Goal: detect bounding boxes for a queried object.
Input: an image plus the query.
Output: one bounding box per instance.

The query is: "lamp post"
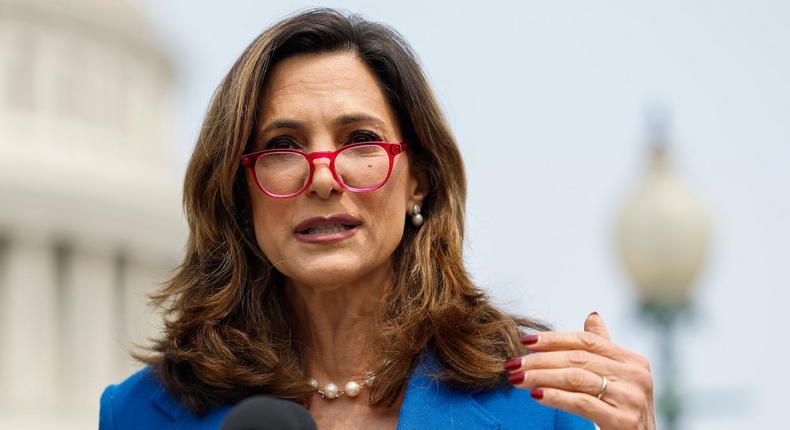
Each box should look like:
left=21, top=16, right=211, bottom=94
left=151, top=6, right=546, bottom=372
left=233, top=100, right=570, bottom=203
left=615, top=114, right=711, bottom=430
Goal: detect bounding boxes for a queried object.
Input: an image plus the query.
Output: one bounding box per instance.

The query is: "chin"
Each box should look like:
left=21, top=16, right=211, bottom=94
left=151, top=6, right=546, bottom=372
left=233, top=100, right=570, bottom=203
left=280, top=254, right=376, bottom=289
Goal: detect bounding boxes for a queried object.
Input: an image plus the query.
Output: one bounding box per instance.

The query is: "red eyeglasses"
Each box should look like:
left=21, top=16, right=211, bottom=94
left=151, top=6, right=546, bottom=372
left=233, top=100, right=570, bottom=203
left=240, top=142, right=408, bottom=198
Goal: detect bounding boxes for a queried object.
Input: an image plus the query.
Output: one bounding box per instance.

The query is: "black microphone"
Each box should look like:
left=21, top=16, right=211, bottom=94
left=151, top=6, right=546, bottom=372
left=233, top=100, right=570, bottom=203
left=220, top=396, right=317, bottom=430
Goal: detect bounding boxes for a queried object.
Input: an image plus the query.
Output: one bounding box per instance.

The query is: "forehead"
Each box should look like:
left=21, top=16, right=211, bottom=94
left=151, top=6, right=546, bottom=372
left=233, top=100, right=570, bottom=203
left=259, top=52, right=398, bottom=128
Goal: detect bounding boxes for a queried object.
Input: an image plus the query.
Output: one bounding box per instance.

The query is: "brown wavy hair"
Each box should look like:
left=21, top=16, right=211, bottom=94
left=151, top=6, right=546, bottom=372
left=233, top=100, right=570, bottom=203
left=140, top=7, right=547, bottom=415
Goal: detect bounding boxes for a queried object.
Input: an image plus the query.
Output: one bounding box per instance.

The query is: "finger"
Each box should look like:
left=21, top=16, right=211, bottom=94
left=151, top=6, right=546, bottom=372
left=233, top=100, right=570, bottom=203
left=584, top=311, right=610, bottom=340
left=522, top=331, right=629, bottom=361
left=516, top=350, right=621, bottom=376
left=508, top=367, right=618, bottom=401
left=529, top=387, right=637, bottom=430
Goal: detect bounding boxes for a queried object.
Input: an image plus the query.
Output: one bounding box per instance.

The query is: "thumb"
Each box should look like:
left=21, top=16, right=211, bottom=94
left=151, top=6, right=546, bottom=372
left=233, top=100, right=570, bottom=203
left=584, top=311, right=610, bottom=340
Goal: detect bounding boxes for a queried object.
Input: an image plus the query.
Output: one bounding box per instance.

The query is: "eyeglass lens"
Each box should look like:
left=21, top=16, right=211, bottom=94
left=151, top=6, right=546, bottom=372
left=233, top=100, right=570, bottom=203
left=255, top=145, right=390, bottom=196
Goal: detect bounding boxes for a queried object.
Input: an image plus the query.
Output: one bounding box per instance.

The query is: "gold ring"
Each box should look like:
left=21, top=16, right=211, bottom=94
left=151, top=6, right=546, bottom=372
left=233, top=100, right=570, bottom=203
left=596, top=375, right=608, bottom=400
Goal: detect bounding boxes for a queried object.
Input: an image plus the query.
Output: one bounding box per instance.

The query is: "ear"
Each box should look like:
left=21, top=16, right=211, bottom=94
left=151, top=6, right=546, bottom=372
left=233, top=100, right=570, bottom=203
left=406, top=167, right=429, bottom=210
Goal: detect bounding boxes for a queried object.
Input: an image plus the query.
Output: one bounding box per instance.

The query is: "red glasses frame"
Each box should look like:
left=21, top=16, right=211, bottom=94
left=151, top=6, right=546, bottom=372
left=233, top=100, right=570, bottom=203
left=240, top=141, right=408, bottom=198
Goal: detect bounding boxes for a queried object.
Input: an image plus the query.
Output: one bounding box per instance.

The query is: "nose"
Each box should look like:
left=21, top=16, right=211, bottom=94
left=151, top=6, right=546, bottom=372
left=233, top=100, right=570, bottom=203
left=306, top=157, right=343, bottom=199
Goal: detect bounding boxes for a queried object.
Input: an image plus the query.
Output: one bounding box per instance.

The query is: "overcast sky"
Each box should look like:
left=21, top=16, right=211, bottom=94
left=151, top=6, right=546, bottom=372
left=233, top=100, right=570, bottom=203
left=139, top=1, right=790, bottom=428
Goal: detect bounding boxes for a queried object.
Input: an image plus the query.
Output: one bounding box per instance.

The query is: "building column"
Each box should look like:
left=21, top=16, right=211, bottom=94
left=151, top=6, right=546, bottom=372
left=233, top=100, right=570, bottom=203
left=0, top=236, right=59, bottom=406
left=60, top=245, right=121, bottom=410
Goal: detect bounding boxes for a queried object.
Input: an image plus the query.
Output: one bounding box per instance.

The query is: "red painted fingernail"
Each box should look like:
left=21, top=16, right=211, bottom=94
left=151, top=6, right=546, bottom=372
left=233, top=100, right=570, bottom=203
left=521, top=334, right=540, bottom=345
left=503, top=357, right=522, bottom=372
left=589, top=311, right=599, bottom=316
left=508, top=371, right=525, bottom=385
left=531, top=388, right=544, bottom=400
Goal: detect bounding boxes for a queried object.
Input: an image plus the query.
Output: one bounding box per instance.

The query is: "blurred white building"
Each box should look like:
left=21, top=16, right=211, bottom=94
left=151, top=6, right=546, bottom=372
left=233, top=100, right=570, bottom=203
left=0, top=0, right=184, bottom=428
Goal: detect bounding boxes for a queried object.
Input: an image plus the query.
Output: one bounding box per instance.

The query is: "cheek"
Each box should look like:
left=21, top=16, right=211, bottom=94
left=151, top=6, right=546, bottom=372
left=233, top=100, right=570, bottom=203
left=249, top=194, right=291, bottom=262
left=365, top=196, right=405, bottom=245
left=363, top=169, right=410, bottom=244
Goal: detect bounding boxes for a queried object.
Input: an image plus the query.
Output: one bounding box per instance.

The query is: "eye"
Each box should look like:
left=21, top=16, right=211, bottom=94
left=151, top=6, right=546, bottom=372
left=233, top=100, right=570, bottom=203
left=265, top=136, right=301, bottom=150
left=345, top=129, right=382, bottom=144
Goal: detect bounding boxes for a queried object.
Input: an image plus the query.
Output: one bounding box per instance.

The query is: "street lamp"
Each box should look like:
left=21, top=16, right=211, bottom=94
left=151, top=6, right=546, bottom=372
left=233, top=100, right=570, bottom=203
left=615, top=114, right=711, bottom=430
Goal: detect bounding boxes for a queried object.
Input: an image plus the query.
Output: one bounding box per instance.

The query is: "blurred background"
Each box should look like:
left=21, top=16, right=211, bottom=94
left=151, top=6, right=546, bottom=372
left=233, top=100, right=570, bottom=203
left=0, top=0, right=787, bottom=429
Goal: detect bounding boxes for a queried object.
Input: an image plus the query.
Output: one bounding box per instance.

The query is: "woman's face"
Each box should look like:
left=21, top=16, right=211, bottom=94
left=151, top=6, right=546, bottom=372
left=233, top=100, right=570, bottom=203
left=247, top=52, right=425, bottom=290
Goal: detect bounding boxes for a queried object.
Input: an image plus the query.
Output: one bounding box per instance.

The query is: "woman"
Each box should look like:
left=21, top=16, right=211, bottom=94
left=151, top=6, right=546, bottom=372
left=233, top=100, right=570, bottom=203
left=100, top=8, right=655, bottom=430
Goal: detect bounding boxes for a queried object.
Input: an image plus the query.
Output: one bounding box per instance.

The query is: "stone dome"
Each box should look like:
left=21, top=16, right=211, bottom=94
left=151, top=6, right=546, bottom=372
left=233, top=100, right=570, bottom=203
left=0, top=0, right=184, bottom=261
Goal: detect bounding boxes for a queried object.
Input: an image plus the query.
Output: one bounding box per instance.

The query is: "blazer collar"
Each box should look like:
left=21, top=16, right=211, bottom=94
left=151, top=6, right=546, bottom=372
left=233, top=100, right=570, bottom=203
left=150, top=381, right=232, bottom=429
left=396, top=350, right=501, bottom=430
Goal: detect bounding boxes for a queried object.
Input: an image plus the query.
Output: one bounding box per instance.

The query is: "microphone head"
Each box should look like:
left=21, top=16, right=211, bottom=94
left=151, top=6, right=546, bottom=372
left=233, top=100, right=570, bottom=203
left=220, top=395, right=317, bottom=430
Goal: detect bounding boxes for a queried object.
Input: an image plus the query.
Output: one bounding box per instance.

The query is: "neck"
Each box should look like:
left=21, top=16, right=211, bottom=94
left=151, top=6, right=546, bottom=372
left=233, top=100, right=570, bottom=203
left=286, top=265, right=391, bottom=383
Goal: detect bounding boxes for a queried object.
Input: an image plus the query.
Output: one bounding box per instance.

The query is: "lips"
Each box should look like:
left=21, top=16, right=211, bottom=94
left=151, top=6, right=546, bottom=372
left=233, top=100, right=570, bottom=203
left=294, top=214, right=362, bottom=235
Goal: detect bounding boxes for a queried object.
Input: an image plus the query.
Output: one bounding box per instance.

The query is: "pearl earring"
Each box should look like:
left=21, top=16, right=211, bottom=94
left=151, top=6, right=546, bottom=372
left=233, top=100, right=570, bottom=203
left=411, top=204, right=423, bottom=226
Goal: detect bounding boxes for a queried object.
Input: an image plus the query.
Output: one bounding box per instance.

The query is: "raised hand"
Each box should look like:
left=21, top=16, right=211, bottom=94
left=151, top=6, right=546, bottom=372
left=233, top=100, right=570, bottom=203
left=504, top=313, right=657, bottom=430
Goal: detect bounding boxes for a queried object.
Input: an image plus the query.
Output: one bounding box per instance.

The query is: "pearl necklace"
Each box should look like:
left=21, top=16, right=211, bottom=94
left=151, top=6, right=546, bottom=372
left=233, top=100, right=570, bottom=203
left=307, top=373, right=376, bottom=400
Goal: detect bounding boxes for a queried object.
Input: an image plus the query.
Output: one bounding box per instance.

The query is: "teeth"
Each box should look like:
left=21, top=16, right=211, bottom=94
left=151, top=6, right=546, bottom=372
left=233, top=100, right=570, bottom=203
left=305, top=224, right=351, bottom=235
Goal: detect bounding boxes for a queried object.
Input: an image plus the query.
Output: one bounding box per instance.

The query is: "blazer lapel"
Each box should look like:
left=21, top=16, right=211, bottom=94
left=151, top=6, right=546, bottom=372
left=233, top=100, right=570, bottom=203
left=150, top=383, right=185, bottom=423
left=397, top=351, right=501, bottom=430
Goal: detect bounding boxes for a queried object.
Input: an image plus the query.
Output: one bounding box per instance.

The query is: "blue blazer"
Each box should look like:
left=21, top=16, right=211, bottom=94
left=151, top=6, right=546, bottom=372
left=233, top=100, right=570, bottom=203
left=100, top=352, right=593, bottom=429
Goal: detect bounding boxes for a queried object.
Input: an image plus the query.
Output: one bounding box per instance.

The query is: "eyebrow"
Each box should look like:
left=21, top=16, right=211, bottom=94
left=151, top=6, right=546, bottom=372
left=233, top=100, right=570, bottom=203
left=260, top=119, right=303, bottom=134
left=335, top=113, right=386, bottom=128
left=259, top=113, right=386, bottom=134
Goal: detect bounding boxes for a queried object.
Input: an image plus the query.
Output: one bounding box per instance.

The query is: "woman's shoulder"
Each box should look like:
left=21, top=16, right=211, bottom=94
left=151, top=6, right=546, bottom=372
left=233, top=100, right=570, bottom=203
left=99, top=366, right=231, bottom=430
